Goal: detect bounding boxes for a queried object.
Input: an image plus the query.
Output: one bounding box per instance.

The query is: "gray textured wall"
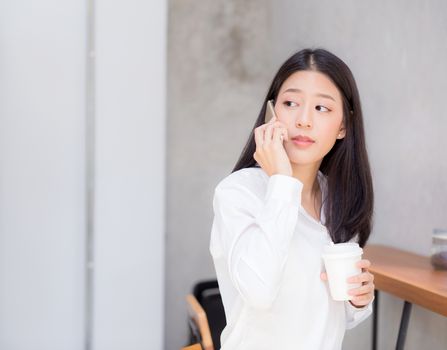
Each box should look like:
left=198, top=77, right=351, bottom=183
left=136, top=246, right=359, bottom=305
left=166, top=1, right=274, bottom=349
left=269, top=1, right=447, bottom=349
left=166, top=1, right=447, bottom=349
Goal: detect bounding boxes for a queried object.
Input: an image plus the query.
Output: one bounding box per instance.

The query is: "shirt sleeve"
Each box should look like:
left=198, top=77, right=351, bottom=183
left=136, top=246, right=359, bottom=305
left=211, top=174, right=302, bottom=310
left=344, top=297, right=374, bottom=329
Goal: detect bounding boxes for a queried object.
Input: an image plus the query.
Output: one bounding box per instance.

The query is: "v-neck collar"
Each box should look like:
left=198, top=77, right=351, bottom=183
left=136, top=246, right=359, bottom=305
left=256, top=166, right=328, bottom=227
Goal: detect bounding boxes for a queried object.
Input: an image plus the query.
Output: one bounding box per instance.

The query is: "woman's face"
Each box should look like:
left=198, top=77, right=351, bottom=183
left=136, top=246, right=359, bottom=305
left=274, top=70, right=346, bottom=167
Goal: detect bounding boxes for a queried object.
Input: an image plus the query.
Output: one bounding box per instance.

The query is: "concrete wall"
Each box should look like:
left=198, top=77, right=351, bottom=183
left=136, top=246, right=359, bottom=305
left=166, top=1, right=274, bottom=348
left=166, top=1, right=447, bottom=349
left=270, top=1, right=447, bottom=349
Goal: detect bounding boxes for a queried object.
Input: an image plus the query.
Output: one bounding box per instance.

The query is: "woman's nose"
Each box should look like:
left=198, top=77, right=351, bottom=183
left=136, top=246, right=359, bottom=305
left=295, top=107, right=313, bottom=129
left=296, top=120, right=312, bottom=128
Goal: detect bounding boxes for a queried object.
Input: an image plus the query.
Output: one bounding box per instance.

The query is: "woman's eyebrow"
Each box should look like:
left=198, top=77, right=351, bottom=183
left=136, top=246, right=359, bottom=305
left=282, top=88, right=336, bottom=102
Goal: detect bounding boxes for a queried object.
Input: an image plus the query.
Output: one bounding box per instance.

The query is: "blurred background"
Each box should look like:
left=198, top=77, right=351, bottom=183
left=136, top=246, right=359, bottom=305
left=1, top=0, right=446, bottom=349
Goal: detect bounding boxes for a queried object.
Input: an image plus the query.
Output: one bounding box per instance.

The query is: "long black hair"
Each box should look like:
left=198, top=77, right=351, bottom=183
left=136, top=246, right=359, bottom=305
left=232, top=48, right=373, bottom=247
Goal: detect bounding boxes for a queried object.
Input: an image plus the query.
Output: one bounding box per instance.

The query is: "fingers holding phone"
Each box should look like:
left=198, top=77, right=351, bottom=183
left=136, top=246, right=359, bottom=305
left=263, top=117, right=288, bottom=144
left=273, top=123, right=288, bottom=143
left=262, top=100, right=288, bottom=143
left=253, top=100, right=292, bottom=177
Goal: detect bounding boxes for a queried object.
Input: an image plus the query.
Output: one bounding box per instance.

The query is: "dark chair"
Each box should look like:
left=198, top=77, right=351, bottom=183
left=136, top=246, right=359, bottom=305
left=186, top=279, right=226, bottom=350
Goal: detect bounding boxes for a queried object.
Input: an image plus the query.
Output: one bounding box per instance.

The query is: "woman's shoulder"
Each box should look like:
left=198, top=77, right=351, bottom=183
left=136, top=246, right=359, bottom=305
left=214, top=166, right=268, bottom=196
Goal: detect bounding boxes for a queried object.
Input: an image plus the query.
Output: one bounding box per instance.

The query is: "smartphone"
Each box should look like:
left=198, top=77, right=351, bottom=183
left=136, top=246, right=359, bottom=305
left=264, top=99, right=277, bottom=124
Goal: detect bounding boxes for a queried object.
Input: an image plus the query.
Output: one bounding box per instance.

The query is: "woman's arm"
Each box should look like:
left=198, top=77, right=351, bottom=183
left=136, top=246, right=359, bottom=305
left=212, top=174, right=302, bottom=310
left=345, top=297, right=374, bottom=329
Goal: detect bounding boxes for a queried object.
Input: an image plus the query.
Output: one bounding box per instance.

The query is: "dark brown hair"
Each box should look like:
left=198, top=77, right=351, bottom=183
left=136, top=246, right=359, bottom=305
left=232, top=48, right=373, bottom=247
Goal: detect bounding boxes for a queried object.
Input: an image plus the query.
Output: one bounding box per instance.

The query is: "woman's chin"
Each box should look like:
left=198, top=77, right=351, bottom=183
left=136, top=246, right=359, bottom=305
left=289, top=159, right=321, bottom=167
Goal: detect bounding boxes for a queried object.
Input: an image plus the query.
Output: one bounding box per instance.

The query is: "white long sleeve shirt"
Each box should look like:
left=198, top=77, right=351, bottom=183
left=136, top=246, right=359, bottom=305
left=209, top=166, right=373, bottom=350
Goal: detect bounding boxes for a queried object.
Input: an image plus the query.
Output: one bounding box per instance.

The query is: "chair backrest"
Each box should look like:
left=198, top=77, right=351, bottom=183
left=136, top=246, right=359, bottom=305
left=193, top=280, right=219, bottom=303
left=200, top=288, right=226, bottom=349
left=187, top=316, right=201, bottom=345
left=186, top=279, right=226, bottom=350
left=186, top=294, right=213, bottom=350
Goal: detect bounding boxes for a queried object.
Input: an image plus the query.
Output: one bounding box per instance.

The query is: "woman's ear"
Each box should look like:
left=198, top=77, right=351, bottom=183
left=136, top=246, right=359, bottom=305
left=337, top=126, right=346, bottom=139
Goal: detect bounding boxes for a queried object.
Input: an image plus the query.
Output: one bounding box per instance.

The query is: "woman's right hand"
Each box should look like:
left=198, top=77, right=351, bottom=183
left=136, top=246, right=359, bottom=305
left=253, top=115, right=293, bottom=177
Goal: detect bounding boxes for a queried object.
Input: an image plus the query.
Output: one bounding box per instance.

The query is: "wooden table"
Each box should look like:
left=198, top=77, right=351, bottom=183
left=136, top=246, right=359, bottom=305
left=363, top=244, right=447, bottom=350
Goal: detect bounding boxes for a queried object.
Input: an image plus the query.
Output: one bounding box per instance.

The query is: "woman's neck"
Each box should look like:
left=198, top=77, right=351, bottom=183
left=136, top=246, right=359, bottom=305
left=291, top=162, right=321, bottom=202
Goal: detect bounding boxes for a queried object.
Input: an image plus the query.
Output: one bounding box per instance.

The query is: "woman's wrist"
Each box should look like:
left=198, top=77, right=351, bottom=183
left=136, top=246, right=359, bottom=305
left=349, top=300, right=364, bottom=308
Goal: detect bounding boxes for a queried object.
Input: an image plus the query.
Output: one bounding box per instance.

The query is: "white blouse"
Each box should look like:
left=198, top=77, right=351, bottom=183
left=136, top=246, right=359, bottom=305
left=209, top=167, right=373, bottom=350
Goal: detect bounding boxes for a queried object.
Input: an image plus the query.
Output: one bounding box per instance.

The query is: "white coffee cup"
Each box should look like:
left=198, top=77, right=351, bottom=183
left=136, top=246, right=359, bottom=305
left=322, top=242, right=363, bottom=301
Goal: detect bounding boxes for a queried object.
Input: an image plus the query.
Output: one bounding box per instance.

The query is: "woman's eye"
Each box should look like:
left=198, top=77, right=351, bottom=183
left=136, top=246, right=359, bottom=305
left=316, top=105, right=330, bottom=112
left=284, top=101, right=298, bottom=107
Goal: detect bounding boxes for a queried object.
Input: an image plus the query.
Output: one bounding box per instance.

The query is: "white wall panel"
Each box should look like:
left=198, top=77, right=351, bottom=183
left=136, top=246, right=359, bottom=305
left=93, top=1, right=166, bottom=349
left=0, top=1, right=86, bottom=349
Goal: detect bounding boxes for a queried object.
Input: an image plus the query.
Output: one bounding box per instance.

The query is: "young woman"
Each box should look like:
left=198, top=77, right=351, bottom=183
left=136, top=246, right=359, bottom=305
left=209, top=48, right=375, bottom=349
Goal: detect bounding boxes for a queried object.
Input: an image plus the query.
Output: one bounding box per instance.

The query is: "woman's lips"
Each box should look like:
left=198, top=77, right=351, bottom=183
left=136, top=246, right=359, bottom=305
left=291, top=135, right=315, bottom=147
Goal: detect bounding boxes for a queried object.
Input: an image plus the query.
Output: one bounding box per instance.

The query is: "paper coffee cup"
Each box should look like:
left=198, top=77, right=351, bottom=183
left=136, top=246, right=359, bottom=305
left=322, top=242, right=363, bottom=301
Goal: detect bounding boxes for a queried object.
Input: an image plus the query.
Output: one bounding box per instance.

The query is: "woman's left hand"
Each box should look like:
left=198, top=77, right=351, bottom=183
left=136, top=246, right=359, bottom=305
left=320, top=259, right=375, bottom=308
left=346, top=259, right=375, bottom=307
